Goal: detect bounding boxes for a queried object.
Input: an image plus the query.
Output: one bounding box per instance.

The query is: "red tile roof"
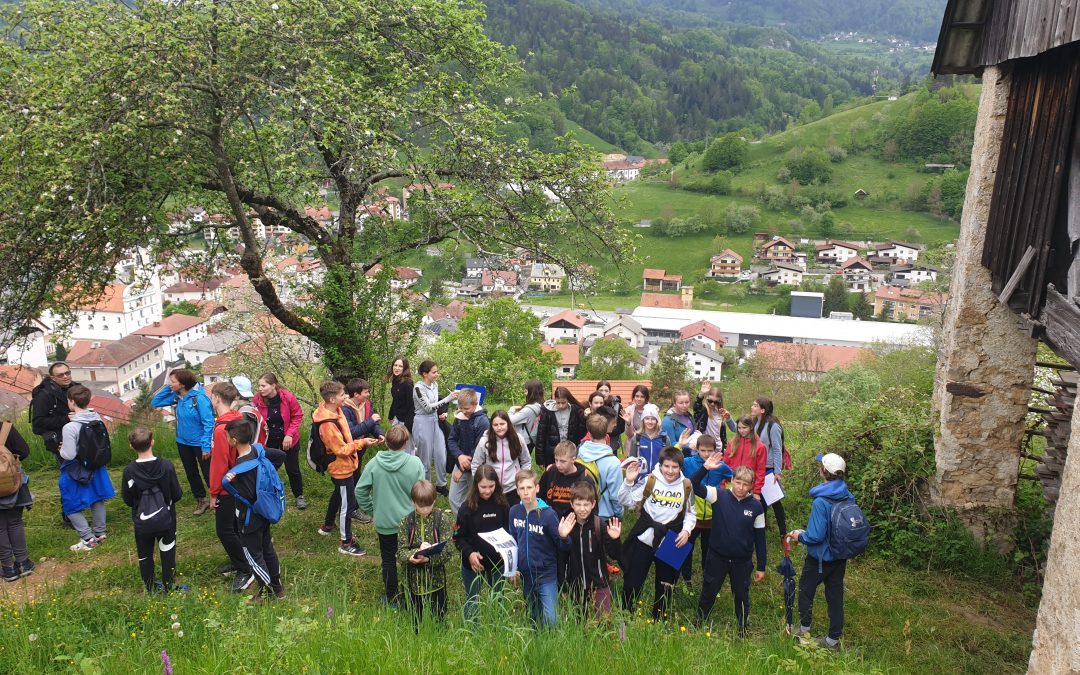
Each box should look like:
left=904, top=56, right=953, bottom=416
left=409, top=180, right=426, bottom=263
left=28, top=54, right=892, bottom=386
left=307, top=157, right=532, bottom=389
left=757, top=342, right=871, bottom=374
left=133, top=314, right=206, bottom=337
left=837, top=257, right=873, bottom=272
left=544, top=309, right=586, bottom=329
left=760, top=237, right=796, bottom=251
left=642, top=268, right=683, bottom=283
left=544, top=343, right=581, bottom=367
left=680, top=320, right=724, bottom=345
left=68, top=335, right=163, bottom=368
left=815, top=240, right=862, bottom=252
left=164, top=279, right=222, bottom=294
left=75, top=284, right=127, bottom=313
left=552, top=379, right=652, bottom=402
left=200, top=354, right=230, bottom=376
left=481, top=270, right=518, bottom=287
left=873, top=285, right=949, bottom=305
left=640, top=293, right=683, bottom=309
left=0, top=365, right=43, bottom=398
left=89, top=394, right=136, bottom=429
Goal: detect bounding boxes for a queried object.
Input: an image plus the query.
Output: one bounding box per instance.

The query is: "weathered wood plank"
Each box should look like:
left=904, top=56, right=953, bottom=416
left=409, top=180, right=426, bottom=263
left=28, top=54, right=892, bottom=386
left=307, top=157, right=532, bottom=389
left=1042, top=285, right=1080, bottom=368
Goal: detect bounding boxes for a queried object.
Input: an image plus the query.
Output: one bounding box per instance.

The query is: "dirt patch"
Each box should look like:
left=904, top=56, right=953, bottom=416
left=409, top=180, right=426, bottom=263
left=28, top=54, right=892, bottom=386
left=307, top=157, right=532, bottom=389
left=0, top=558, right=83, bottom=604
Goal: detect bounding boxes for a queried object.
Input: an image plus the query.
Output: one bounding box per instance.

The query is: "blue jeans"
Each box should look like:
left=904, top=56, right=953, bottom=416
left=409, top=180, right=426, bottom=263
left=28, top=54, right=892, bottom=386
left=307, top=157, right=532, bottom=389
left=461, top=564, right=502, bottom=621
left=522, top=575, right=558, bottom=626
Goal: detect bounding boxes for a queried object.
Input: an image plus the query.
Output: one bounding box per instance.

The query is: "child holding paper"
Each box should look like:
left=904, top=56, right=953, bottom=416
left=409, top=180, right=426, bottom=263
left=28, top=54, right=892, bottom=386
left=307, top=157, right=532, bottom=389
left=398, top=480, right=451, bottom=625
left=618, top=446, right=695, bottom=619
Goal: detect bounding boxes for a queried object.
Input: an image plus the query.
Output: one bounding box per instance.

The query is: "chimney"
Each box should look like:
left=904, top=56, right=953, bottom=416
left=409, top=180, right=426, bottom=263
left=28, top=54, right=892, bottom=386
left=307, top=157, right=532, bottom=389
left=153, top=321, right=161, bottom=327
left=681, top=286, right=694, bottom=309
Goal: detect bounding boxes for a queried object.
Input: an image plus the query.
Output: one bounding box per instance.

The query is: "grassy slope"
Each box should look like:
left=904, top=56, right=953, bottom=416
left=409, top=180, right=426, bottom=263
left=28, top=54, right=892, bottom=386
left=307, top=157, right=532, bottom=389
left=0, top=418, right=1035, bottom=674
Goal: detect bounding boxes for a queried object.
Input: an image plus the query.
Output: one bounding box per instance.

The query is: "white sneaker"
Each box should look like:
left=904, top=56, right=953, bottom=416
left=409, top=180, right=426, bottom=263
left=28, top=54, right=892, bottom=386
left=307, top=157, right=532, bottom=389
left=70, top=538, right=97, bottom=552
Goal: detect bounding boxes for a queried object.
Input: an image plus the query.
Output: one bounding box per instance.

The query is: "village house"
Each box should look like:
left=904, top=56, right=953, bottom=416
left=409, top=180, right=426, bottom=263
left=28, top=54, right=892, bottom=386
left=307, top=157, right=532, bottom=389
left=872, top=240, right=922, bottom=264
left=642, top=268, right=683, bottom=292
left=527, top=263, right=565, bottom=292
left=162, top=279, right=223, bottom=305
left=755, top=342, right=871, bottom=382
left=888, top=264, right=939, bottom=286
left=542, top=309, right=587, bottom=344
left=464, top=257, right=495, bottom=279
left=836, top=257, right=877, bottom=293
left=544, top=343, right=581, bottom=379
left=761, top=262, right=804, bottom=287
left=815, top=240, right=862, bottom=265
left=602, top=156, right=645, bottom=182
left=601, top=314, right=647, bottom=349
left=66, top=335, right=166, bottom=400
left=873, top=285, right=949, bottom=321
left=757, top=236, right=798, bottom=263
left=199, top=354, right=231, bottom=385
left=2, top=321, right=51, bottom=368
left=132, top=314, right=209, bottom=363
left=709, top=249, right=744, bottom=279
left=681, top=340, right=725, bottom=380
left=480, top=270, right=519, bottom=295
left=44, top=282, right=163, bottom=344
left=179, top=330, right=249, bottom=366
left=680, top=320, right=725, bottom=351
left=0, top=364, right=43, bottom=401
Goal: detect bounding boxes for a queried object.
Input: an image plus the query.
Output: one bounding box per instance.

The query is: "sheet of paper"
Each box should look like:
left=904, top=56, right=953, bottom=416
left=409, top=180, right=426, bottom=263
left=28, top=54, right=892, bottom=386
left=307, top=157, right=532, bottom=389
left=762, top=473, right=785, bottom=506
left=478, top=528, right=518, bottom=577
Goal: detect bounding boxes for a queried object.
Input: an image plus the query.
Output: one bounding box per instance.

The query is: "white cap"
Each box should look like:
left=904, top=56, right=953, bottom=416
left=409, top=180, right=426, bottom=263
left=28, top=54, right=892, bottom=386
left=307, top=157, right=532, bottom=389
left=816, top=453, right=846, bottom=474
left=231, top=375, right=254, bottom=399
left=640, top=403, right=661, bottom=423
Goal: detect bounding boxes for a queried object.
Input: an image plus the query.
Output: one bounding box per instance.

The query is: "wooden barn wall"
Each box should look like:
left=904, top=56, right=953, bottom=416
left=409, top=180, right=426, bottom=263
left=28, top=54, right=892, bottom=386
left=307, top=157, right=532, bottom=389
left=935, top=0, right=1080, bottom=74
left=983, top=43, right=1080, bottom=316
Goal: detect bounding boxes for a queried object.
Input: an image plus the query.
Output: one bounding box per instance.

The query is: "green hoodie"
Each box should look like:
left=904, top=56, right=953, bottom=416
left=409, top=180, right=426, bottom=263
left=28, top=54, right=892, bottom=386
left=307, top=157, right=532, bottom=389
left=355, top=449, right=426, bottom=535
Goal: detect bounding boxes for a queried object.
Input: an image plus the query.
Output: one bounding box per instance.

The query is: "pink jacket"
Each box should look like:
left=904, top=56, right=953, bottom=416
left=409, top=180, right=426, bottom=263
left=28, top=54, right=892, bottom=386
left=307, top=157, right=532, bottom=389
left=253, top=386, right=303, bottom=441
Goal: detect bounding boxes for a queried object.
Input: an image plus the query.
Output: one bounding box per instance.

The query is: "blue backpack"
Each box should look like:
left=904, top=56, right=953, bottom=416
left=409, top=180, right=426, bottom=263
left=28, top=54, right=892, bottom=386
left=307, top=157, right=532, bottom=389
left=222, top=445, right=285, bottom=527
left=827, top=498, right=870, bottom=560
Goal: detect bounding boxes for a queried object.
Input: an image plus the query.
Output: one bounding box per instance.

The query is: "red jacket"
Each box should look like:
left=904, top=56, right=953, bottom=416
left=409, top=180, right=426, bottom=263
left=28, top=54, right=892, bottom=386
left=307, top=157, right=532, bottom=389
left=723, top=435, right=767, bottom=496
left=209, top=410, right=244, bottom=497
left=253, top=386, right=303, bottom=442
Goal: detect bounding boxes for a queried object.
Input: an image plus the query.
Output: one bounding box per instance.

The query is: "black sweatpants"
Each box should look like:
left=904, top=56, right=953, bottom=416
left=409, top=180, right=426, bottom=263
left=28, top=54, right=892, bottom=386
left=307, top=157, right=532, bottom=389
left=241, top=524, right=280, bottom=590
left=215, top=495, right=250, bottom=574
left=621, top=538, right=679, bottom=619
left=378, top=532, right=400, bottom=602
left=408, top=588, right=448, bottom=627
left=697, top=554, right=753, bottom=627
left=177, top=443, right=210, bottom=499
left=323, top=476, right=356, bottom=544
left=0, top=508, right=28, bottom=569
left=798, top=557, right=847, bottom=640
left=135, top=526, right=177, bottom=591
left=282, top=448, right=304, bottom=498
left=681, top=527, right=712, bottom=582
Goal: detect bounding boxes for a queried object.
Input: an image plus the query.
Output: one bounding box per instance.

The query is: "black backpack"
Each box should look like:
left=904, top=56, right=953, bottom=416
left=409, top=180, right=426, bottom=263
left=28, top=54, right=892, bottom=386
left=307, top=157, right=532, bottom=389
left=133, top=485, right=173, bottom=535
left=76, top=420, right=112, bottom=471
left=306, top=419, right=336, bottom=473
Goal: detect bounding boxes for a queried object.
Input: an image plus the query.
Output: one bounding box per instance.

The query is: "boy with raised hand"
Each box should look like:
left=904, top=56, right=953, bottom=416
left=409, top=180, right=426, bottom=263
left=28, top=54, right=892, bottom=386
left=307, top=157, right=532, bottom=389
left=558, top=480, right=621, bottom=616
left=356, top=425, right=425, bottom=607
left=120, top=427, right=185, bottom=594
left=576, top=414, right=623, bottom=568
left=509, top=469, right=569, bottom=627
left=680, top=434, right=734, bottom=588
left=223, top=419, right=287, bottom=603
left=692, top=460, right=766, bottom=633
left=445, top=388, right=489, bottom=516
left=207, top=381, right=254, bottom=592
left=539, top=440, right=592, bottom=586
left=618, top=446, right=696, bottom=619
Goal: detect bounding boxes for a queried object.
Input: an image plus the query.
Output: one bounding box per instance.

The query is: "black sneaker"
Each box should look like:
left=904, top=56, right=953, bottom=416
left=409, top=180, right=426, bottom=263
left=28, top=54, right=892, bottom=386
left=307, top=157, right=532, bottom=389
left=17, top=559, right=34, bottom=577
left=351, top=509, right=373, bottom=524
left=2, top=566, right=18, bottom=582
left=436, top=485, right=449, bottom=497
left=231, top=571, right=255, bottom=593
left=217, top=562, right=237, bottom=577
left=338, top=541, right=366, bottom=556
left=271, top=581, right=286, bottom=599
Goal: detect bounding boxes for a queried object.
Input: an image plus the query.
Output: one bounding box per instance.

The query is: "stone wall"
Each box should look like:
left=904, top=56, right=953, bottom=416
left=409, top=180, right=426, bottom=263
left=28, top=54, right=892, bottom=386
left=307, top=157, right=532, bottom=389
left=930, top=64, right=1039, bottom=549
left=1027, top=399, right=1080, bottom=673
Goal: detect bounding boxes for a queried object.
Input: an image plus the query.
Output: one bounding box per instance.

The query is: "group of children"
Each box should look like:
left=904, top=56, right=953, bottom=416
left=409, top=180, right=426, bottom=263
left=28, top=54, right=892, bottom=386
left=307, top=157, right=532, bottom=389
left=4, top=364, right=856, bottom=648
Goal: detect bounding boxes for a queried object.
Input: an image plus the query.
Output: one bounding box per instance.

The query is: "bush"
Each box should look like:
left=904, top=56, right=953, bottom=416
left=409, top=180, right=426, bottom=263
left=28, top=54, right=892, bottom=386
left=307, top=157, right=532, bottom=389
left=784, top=147, right=833, bottom=185
left=702, top=133, right=747, bottom=172
left=824, top=144, right=847, bottom=162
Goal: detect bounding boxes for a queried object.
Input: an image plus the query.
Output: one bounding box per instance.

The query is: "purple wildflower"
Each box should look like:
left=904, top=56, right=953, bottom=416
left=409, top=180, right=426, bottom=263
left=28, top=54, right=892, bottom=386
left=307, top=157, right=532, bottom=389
left=327, top=606, right=334, bottom=621
left=161, top=649, right=173, bottom=675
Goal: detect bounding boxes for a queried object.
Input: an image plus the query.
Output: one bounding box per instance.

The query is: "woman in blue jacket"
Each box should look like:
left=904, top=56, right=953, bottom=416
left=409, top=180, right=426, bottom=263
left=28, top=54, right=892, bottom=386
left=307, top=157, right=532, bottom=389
left=151, top=368, right=215, bottom=515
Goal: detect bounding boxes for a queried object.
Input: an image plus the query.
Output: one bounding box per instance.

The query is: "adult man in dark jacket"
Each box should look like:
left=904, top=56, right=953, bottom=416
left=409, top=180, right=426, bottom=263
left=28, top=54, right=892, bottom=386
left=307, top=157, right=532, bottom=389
left=30, top=361, right=78, bottom=459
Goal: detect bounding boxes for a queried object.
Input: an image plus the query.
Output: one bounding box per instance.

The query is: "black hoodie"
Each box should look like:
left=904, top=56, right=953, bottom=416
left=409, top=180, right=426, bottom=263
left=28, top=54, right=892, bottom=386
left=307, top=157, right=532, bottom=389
left=566, top=514, right=617, bottom=593
left=121, top=457, right=183, bottom=527
left=453, top=496, right=509, bottom=575
left=538, top=464, right=593, bottom=519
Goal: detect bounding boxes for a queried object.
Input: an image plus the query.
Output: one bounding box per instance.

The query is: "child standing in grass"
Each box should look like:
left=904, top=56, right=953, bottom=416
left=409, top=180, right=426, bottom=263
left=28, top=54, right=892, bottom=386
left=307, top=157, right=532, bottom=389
left=538, top=440, right=591, bottom=586
left=60, top=385, right=115, bottom=552
left=559, top=480, right=621, bottom=616
left=453, top=464, right=509, bottom=621
left=509, top=469, right=568, bottom=626
left=680, top=435, right=733, bottom=588
left=356, top=425, right=425, bottom=606
left=0, top=422, right=34, bottom=581
left=398, top=480, right=451, bottom=625
left=120, top=427, right=185, bottom=593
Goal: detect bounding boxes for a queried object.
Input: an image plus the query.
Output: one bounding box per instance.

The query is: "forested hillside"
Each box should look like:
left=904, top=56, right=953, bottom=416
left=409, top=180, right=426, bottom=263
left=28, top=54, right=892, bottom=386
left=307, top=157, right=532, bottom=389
left=581, top=0, right=949, bottom=42
left=483, top=0, right=925, bottom=152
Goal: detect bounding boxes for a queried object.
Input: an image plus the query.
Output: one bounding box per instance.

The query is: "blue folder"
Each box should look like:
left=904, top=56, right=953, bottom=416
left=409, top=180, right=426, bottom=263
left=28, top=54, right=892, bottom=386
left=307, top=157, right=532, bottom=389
left=454, top=383, right=487, bottom=405
left=654, top=529, right=693, bottom=569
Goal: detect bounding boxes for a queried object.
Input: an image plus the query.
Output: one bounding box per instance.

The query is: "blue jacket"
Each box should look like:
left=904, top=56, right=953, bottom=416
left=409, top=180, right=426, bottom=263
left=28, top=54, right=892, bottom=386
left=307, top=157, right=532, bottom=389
left=800, top=479, right=855, bottom=562
left=661, top=412, right=694, bottom=447
left=634, top=432, right=669, bottom=476
left=446, top=408, right=491, bottom=473
left=342, top=403, right=385, bottom=441
left=683, top=455, right=733, bottom=487
left=577, top=440, right=623, bottom=518
left=509, top=499, right=567, bottom=584
left=151, top=384, right=215, bottom=452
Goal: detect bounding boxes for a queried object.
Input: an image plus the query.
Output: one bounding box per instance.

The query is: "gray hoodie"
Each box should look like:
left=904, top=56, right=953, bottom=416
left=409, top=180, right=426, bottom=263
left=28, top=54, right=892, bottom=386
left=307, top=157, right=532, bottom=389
left=60, top=410, right=103, bottom=461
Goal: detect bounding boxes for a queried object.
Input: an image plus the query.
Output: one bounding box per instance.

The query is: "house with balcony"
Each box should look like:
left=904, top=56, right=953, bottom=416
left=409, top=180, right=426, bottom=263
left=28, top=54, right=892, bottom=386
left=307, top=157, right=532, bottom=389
left=873, top=285, right=949, bottom=321
left=758, top=237, right=798, bottom=263
left=709, top=249, right=744, bottom=279
left=815, top=240, right=862, bottom=265
left=642, top=268, right=683, bottom=292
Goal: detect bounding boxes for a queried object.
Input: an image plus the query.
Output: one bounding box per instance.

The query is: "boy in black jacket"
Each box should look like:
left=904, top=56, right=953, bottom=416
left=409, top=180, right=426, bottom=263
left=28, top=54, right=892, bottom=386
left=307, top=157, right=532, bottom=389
left=538, top=440, right=593, bottom=586
left=223, top=419, right=286, bottom=602
left=120, top=427, right=185, bottom=593
left=692, top=460, right=767, bottom=631
left=559, top=480, right=621, bottom=616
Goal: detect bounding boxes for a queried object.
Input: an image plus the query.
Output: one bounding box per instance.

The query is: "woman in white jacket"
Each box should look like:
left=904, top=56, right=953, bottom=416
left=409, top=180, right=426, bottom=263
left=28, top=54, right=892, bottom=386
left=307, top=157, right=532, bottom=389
left=412, top=360, right=459, bottom=493
left=471, top=411, right=531, bottom=506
